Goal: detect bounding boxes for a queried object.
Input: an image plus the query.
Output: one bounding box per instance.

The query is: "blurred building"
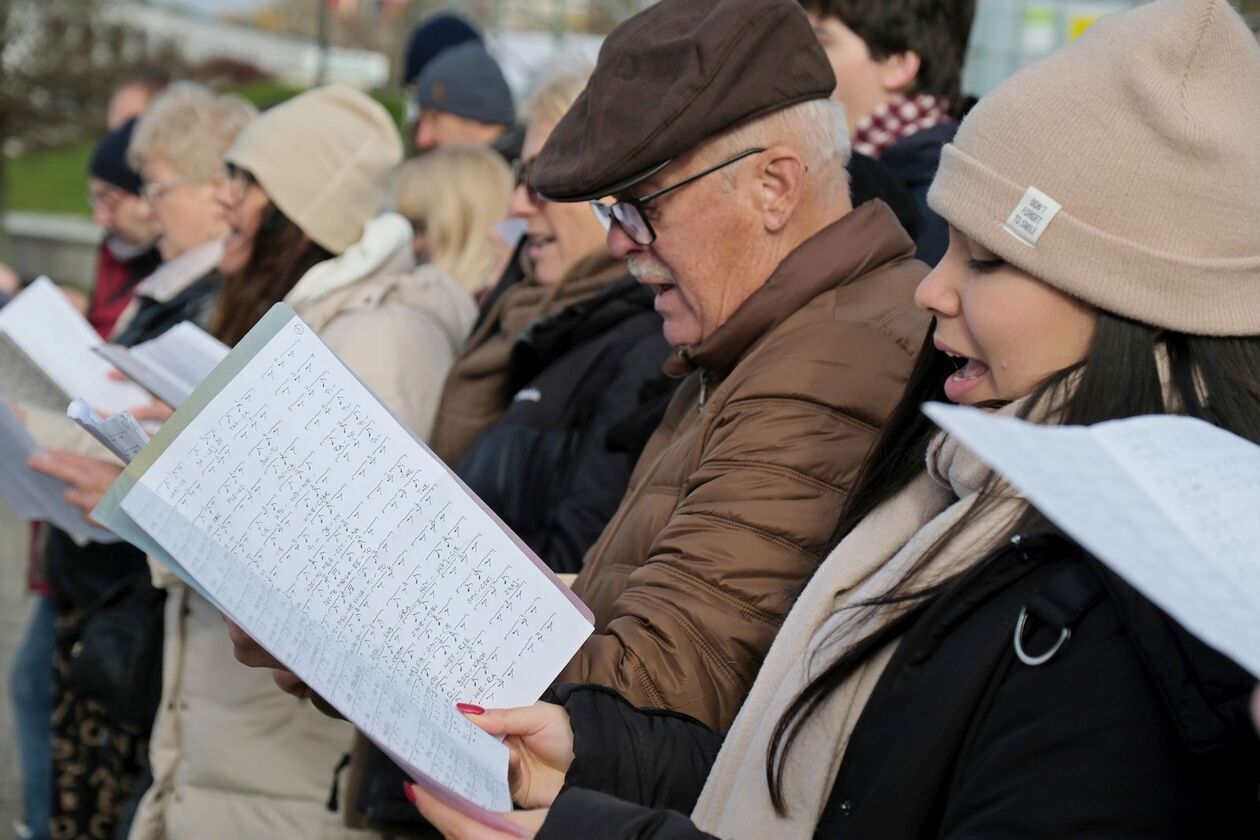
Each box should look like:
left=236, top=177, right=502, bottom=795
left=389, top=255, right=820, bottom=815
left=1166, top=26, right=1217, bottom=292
left=965, top=0, right=1259, bottom=97
left=104, top=2, right=390, bottom=88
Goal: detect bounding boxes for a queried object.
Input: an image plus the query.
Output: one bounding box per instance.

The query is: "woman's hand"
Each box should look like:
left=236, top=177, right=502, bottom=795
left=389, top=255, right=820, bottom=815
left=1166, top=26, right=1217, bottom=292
left=27, top=450, right=124, bottom=520
left=458, top=701, right=574, bottom=809
left=404, top=781, right=547, bottom=839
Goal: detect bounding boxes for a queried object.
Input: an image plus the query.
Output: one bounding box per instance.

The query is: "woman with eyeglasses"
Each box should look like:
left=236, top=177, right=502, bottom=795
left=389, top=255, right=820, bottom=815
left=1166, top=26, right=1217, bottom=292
left=138, top=84, right=477, bottom=840
left=34, top=84, right=477, bottom=840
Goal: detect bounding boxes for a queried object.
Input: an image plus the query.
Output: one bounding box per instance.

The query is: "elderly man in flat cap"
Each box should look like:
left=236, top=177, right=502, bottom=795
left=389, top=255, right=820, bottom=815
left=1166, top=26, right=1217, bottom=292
left=229, top=0, right=926, bottom=770
left=526, top=0, right=930, bottom=729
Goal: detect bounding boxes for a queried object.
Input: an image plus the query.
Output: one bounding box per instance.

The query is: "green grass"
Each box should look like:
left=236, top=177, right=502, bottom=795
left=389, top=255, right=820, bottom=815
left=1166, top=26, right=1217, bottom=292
left=7, top=144, right=94, bottom=216
left=4, top=84, right=408, bottom=218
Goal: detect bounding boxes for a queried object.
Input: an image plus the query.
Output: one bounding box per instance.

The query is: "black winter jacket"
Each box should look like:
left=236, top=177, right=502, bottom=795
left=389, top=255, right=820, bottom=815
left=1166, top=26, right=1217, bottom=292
left=455, top=275, right=673, bottom=573
left=880, top=122, right=957, bottom=266
left=539, top=533, right=1260, bottom=838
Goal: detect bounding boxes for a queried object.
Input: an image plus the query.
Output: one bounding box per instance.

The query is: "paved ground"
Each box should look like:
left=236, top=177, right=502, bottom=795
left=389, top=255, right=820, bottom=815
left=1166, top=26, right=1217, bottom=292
left=0, top=504, right=34, bottom=836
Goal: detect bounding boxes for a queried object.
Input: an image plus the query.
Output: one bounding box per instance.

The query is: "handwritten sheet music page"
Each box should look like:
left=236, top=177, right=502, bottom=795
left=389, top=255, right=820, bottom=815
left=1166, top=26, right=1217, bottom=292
left=0, top=277, right=150, bottom=414
left=94, top=321, right=229, bottom=409
left=108, top=305, right=594, bottom=815
left=925, top=403, right=1260, bottom=679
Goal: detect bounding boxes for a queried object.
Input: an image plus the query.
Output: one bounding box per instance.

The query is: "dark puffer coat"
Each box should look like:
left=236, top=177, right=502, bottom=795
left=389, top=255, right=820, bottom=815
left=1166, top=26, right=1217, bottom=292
left=539, top=533, right=1260, bottom=838
left=456, top=275, right=673, bottom=573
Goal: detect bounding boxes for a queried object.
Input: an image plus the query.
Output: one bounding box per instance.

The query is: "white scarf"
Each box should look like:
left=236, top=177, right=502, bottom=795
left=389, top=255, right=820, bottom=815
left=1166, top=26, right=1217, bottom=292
left=691, top=399, right=1041, bottom=838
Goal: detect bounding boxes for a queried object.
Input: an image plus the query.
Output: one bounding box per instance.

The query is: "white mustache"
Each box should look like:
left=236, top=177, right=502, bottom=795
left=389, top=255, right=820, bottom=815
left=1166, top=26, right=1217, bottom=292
left=628, top=257, right=676, bottom=284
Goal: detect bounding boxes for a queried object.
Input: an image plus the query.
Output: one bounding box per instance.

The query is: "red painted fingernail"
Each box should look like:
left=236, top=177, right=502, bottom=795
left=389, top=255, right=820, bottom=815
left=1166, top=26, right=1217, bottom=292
left=456, top=702, right=485, bottom=715
left=402, top=781, right=417, bottom=804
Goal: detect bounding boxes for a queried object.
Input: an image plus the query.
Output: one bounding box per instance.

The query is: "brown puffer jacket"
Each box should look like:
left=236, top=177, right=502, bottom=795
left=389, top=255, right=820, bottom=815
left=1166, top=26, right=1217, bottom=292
left=427, top=252, right=627, bottom=465
left=559, top=201, right=930, bottom=730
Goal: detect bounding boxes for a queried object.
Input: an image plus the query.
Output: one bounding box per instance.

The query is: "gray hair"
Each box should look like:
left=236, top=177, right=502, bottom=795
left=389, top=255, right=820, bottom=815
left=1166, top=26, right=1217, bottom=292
left=128, top=82, right=258, bottom=181
left=704, top=98, right=851, bottom=206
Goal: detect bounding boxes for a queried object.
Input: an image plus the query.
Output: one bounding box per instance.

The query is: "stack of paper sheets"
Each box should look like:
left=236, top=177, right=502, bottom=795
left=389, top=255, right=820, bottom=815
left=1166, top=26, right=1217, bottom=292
left=95, top=304, right=595, bottom=820
left=94, top=321, right=229, bottom=409
left=0, top=277, right=150, bottom=413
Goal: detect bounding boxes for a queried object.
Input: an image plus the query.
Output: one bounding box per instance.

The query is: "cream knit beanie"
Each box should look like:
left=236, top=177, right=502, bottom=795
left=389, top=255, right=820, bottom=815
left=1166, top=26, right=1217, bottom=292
left=226, top=85, right=403, bottom=255
left=928, top=0, right=1260, bottom=336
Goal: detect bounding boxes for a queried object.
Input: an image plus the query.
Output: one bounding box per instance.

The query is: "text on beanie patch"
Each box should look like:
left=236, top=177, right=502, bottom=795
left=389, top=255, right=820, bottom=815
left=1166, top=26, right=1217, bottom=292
left=1004, top=186, right=1062, bottom=247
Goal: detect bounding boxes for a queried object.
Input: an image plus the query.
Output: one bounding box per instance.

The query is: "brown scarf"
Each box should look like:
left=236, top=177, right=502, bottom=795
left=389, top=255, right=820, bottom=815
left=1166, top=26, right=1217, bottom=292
left=427, top=252, right=625, bottom=465
left=690, top=394, right=1052, bottom=838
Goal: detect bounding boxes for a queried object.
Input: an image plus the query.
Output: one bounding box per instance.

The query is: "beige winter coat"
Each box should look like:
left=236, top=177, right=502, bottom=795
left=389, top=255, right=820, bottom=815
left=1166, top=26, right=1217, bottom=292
left=129, top=214, right=476, bottom=839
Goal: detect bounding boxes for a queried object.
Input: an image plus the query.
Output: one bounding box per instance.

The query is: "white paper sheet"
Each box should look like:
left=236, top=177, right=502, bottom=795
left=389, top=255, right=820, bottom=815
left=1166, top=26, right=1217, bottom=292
left=0, top=277, right=150, bottom=415
left=0, top=402, right=118, bottom=542
left=67, top=399, right=150, bottom=464
left=924, top=403, right=1260, bottom=679
left=0, top=332, right=69, bottom=411
left=94, top=322, right=229, bottom=409
left=117, top=312, right=594, bottom=812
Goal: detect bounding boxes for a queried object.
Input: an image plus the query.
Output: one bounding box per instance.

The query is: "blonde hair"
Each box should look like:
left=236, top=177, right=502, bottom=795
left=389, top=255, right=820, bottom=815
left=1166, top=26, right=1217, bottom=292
left=520, top=59, right=595, bottom=131
left=393, top=144, right=513, bottom=295
left=128, top=82, right=258, bottom=180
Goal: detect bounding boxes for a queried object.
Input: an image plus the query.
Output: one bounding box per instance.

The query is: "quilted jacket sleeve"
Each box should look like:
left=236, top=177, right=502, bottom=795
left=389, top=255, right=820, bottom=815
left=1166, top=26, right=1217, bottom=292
left=559, top=317, right=919, bottom=729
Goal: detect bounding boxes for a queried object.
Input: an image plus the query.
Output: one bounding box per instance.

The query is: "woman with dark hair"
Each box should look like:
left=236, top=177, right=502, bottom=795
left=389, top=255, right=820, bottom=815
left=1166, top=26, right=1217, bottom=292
left=404, top=1, right=1260, bottom=837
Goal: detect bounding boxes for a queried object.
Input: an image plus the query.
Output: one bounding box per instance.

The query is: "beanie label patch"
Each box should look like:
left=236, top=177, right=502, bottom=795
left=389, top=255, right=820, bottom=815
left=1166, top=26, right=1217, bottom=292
left=1004, top=186, right=1062, bottom=247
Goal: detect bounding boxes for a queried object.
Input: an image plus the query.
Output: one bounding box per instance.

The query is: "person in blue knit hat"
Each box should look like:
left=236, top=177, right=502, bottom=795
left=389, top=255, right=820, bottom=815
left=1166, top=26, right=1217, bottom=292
left=414, top=41, right=522, bottom=161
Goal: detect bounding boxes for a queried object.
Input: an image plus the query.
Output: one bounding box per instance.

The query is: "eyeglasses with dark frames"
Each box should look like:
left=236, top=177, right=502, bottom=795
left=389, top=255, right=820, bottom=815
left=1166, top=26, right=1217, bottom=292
left=221, top=162, right=257, bottom=207
left=512, top=156, right=543, bottom=205
left=589, top=147, right=766, bottom=246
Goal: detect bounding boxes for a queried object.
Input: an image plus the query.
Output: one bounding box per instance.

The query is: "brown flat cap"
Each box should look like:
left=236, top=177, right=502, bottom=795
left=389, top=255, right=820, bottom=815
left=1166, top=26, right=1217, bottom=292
left=531, top=0, right=836, bottom=202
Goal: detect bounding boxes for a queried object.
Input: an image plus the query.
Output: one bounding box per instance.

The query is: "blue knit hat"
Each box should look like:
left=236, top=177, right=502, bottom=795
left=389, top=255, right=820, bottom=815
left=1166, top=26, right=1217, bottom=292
left=415, top=42, right=515, bottom=127
left=403, top=13, right=482, bottom=86
left=89, top=118, right=143, bottom=195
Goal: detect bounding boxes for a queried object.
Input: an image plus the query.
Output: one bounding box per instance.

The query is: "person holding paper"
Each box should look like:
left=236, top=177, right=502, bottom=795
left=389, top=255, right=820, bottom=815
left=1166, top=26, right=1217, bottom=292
left=129, top=84, right=473, bottom=840
left=407, top=1, right=1260, bottom=837
left=10, top=91, right=254, bottom=840
left=111, top=83, right=258, bottom=345
left=238, top=0, right=932, bottom=753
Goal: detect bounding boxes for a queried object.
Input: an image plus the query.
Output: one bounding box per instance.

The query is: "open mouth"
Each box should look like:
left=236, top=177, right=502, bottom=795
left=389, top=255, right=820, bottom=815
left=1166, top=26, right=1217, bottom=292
left=936, top=339, right=990, bottom=403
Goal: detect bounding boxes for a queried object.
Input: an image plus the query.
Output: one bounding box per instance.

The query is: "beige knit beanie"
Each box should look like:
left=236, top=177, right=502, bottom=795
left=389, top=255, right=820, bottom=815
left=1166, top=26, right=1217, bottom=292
left=226, top=84, right=403, bottom=255
left=928, top=0, right=1260, bottom=336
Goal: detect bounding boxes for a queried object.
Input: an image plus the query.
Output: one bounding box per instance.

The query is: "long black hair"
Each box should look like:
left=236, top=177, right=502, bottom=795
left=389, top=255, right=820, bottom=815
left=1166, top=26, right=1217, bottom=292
left=766, top=311, right=1260, bottom=813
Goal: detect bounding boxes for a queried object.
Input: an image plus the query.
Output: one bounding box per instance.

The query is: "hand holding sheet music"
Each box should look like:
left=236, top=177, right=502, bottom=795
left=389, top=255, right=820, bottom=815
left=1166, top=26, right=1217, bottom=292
left=95, top=305, right=594, bottom=818
left=925, top=404, right=1260, bottom=680
left=0, top=401, right=117, bottom=542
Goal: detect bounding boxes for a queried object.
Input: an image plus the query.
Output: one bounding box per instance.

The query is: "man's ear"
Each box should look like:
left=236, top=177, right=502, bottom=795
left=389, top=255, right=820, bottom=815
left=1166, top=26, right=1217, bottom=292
left=755, top=145, right=807, bottom=233
left=879, top=51, right=922, bottom=95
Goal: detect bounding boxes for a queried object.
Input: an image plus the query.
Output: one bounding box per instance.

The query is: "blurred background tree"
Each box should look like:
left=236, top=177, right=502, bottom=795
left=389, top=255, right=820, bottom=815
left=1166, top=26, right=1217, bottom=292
left=0, top=0, right=186, bottom=216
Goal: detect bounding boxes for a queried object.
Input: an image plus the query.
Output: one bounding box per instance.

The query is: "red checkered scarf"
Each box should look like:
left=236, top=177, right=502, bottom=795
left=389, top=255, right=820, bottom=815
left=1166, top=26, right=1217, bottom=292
left=853, top=93, right=950, bottom=159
